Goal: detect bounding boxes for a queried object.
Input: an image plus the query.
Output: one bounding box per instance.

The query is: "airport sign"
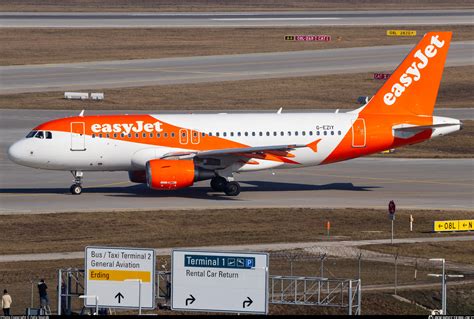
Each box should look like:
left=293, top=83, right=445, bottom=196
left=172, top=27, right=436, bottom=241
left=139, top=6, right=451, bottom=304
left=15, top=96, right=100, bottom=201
left=285, top=34, right=331, bottom=41
left=386, top=30, right=417, bottom=36
left=434, top=220, right=474, bottom=232
left=85, top=246, right=156, bottom=309
left=171, top=250, right=269, bottom=314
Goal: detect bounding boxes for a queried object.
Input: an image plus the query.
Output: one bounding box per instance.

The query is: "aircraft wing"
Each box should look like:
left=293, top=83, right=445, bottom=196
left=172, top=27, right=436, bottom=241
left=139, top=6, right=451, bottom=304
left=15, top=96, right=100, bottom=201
left=161, top=139, right=321, bottom=159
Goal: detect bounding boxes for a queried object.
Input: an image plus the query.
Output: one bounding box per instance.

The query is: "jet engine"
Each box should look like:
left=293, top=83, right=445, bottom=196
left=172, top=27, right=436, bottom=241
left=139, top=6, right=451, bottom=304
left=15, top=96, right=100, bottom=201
left=146, top=159, right=214, bottom=190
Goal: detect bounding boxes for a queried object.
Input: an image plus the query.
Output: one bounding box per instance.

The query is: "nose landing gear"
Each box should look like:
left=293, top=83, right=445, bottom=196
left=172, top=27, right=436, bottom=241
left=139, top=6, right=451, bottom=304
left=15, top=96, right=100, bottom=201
left=210, top=176, right=241, bottom=196
left=70, top=170, right=83, bottom=195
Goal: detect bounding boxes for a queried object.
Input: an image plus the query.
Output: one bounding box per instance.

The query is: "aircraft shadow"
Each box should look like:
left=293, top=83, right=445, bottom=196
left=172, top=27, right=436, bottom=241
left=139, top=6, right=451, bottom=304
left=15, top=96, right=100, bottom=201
left=0, top=181, right=379, bottom=200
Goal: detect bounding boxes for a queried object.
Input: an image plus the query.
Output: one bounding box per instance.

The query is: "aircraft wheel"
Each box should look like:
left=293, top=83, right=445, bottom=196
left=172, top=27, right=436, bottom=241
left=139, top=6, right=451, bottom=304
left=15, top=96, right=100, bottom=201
left=70, top=184, right=82, bottom=195
left=210, top=176, right=227, bottom=192
left=224, top=181, right=241, bottom=196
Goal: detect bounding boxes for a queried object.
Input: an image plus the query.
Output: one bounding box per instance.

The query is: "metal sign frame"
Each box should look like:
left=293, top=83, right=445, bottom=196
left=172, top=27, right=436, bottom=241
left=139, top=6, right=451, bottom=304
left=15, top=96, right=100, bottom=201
left=84, top=246, right=156, bottom=310
left=171, top=249, right=269, bottom=315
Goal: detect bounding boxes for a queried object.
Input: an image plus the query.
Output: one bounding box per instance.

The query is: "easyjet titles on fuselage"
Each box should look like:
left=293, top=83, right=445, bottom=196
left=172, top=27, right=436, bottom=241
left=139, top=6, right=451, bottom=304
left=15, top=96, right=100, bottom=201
left=383, top=35, right=445, bottom=106
left=91, top=121, right=163, bottom=135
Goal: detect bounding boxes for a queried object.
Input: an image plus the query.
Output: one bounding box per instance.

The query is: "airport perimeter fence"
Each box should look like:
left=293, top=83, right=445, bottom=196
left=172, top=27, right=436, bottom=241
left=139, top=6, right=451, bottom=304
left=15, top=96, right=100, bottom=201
left=8, top=251, right=465, bottom=315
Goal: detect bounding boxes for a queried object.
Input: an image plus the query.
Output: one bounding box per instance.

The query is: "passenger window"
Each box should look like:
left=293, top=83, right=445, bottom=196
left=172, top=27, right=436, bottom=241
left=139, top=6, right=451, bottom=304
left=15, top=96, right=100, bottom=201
left=244, top=132, right=248, bottom=136
left=209, top=133, right=213, bottom=136
left=238, top=132, right=241, bottom=137
left=114, top=133, right=117, bottom=138
left=309, top=131, right=313, bottom=136
left=26, top=131, right=37, bottom=138
left=150, top=133, right=153, bottom=138
left=288, top=131, right=291, bottom=136
left=143, top=133, right=147, bottom=138
left=338, top=131, right=342, bottom=135
left=331, top=131, right=334, bottom=135
left=121, top=133, right=125, bottom=138
left=317, top=131, right=320, bottom=136
left=99, top=134, right=103, bottom=138
left=223, top=132, right=227, bottom=137
left=230, top=132, right=234, bottom=137
left=171, top=133, right=175, bottom=138
left=295, top=131, right=298, bottom=136
left=252, top=132, right=256, bottom=136
left=273, top=132, right=277, bottom=136
left=216, top=132, right=220, bottom=137
left=92, top=134, right=96, bottom=138
left=302, top=131, right=306, bottom=136
left=266, top=132, right=270, bottom=136
left=157, top=133, right=161, bottom=138
left=106, top=133, right=110, bottom=138
left=280, top=132, right=284, bottom=136
left=202, top=132, right=206, bottom=137
left=324, top=131, right=327, bottom=136
left=164, top=133, right=168, bottom=138
left=135, top=133, right=139, bottom=138
left=259, top=132, right=263, bottom=136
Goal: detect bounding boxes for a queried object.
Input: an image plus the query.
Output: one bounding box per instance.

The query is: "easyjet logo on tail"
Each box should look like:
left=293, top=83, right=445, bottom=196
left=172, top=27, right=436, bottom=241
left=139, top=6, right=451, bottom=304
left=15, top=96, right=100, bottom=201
left=383, top=35, right=445, bottom=106
left=91, top=121, right=163, bottom=135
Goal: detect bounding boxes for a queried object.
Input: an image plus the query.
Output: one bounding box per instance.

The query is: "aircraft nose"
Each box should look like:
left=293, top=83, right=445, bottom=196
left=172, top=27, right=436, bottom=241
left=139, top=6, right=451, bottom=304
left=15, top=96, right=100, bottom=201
left=7, top=141, right=26, bottom=164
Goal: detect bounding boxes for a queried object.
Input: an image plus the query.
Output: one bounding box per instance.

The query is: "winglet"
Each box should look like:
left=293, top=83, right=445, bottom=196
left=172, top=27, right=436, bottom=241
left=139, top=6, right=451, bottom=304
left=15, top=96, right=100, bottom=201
left=277, top=107, right=283, bottom=114
left=79, top=109, right=85, bottom=117
left=306, top=139, right=321, bottom=152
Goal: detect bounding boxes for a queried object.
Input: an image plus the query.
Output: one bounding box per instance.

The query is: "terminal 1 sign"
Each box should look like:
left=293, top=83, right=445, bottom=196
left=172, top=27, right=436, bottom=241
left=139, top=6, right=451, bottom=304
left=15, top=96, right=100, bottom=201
left=171, top=250, right=269, bottom=314
left=84, top=246, right=156, bottom=309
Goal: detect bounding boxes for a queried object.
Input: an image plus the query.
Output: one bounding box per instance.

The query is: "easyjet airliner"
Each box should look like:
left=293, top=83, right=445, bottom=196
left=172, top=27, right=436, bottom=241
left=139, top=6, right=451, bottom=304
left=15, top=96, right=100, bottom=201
left=8, top=32, right=461, bottom=196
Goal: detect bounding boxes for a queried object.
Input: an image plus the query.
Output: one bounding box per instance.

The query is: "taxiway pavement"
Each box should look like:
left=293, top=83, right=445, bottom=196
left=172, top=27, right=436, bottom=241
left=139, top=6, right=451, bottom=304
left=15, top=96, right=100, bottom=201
left=1, top=10, right=472, bottom=28
left=1, top=41, right=473, bottom=94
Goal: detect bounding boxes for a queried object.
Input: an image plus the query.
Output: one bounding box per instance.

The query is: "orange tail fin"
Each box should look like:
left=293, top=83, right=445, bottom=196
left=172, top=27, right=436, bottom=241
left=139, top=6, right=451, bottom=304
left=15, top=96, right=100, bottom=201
left=360, top=32, right=452, bottom=116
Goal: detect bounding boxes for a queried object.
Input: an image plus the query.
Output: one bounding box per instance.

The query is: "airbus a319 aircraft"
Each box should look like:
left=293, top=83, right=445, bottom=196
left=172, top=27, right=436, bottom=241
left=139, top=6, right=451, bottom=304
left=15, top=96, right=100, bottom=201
left=8, top=32, right=461, bottom=196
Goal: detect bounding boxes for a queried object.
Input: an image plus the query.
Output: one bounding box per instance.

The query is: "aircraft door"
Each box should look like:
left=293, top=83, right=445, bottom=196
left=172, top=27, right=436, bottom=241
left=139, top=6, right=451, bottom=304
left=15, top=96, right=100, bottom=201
left=351, top=118, right=366, bottom=148
left=191, top=130, right=200, bottom=144
left=70, top=122, right=86, bottom=151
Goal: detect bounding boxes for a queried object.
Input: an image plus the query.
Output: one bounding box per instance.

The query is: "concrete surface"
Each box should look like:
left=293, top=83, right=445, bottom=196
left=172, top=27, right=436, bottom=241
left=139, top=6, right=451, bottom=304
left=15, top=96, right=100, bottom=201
left=1, top=10, right=473, bottom=28
left=0, top=235, right=472, bottom=262
left=1, top=41, right=472, bottom=94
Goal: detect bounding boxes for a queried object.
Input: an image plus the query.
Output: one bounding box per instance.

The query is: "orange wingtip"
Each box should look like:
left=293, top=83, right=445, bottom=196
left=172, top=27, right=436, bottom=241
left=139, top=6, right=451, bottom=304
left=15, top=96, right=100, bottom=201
left=307, top=139, right=322, bottom=152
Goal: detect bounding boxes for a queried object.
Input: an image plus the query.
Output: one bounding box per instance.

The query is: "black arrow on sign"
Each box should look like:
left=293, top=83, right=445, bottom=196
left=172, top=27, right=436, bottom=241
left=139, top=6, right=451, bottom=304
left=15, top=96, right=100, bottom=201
left=186, top=294, right=196, bottom=306
left=243, top=297, right=253, bottom=309
left=115, top=292, right=124, bottom=304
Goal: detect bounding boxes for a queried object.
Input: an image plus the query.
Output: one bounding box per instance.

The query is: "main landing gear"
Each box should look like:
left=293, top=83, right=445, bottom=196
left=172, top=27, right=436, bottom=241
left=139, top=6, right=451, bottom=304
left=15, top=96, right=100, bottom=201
left=210, top=176, right=241, bottom=196
left=70, top=170, right=83, bottom=195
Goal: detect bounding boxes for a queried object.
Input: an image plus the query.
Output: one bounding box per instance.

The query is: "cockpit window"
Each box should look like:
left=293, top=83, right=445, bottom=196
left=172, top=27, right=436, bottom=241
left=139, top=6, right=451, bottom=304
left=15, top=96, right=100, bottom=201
left=26, top=130, right=52, bottom=139
left=26, top=131, right=37, bottom=138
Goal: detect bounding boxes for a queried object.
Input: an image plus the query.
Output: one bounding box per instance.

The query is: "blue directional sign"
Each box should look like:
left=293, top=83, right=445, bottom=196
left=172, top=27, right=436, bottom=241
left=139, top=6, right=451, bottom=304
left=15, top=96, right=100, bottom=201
left=184, top=254, right=256, bottom=269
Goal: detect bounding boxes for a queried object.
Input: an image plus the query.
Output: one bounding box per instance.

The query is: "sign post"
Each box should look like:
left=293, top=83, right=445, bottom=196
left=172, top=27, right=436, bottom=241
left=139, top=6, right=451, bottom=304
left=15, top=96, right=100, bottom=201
left=172, top=250, right=269, bottom=314
left=84, top=246, right=156, bottom=310
left=388, top=200, right=396, bottom=244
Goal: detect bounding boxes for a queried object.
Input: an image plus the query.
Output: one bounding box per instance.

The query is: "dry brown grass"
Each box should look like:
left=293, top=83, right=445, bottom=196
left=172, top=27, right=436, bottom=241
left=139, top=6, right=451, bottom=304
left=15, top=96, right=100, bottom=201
left=1, top=0, right=472, bottom=12
left=1, top=25, right=472, bottom=65
left=0, top=208, right=472, bottom=255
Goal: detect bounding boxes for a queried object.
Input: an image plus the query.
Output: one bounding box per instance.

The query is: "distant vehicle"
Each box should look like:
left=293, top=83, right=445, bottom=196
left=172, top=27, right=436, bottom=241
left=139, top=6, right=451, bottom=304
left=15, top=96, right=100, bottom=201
left=8, top=32, right=461, bottom=196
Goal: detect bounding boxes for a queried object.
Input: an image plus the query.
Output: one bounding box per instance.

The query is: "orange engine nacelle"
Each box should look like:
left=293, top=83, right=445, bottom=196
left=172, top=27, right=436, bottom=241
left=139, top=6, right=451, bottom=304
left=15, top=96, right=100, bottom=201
left=146, top=159, right=214, bottom=190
